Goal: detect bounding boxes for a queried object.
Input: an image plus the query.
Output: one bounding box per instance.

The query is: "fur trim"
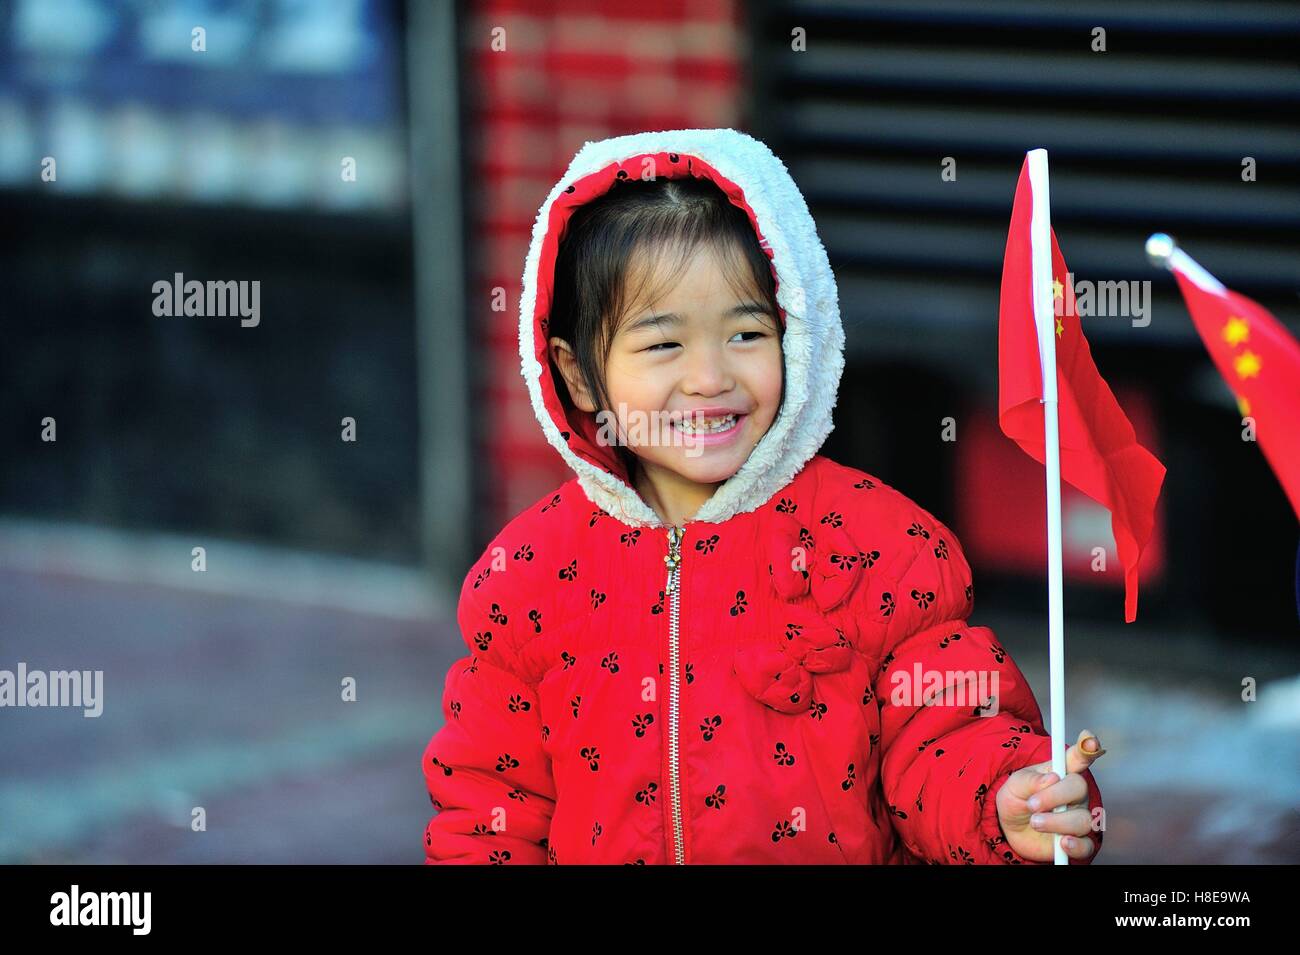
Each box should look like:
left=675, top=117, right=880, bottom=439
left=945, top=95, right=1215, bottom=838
left=518, top=128, right=844, bottom=527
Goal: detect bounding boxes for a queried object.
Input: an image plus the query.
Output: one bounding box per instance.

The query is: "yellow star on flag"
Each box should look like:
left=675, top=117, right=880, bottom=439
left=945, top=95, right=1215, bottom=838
left=1222, top=315, right=1250, bottom=347
left=1233, top=350, right=1261, bottom=380
left=1236, top=394, right=1251, bottom=417
left=1051, top=278, right=1064, bottom=300
left=1056, top=316, right=1064, bottom=337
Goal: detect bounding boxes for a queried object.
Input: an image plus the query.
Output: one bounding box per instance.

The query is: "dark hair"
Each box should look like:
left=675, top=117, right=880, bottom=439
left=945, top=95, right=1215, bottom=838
left=547, top=174, right=785, bottom=482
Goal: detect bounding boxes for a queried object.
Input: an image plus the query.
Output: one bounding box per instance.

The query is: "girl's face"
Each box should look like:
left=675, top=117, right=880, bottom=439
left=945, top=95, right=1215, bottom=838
left=568, top=240, right=784, bottom=494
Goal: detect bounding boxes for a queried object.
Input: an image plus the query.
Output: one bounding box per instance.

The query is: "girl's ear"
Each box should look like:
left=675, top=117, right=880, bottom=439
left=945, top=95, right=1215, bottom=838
left=548, top=337, right=599, bottom=413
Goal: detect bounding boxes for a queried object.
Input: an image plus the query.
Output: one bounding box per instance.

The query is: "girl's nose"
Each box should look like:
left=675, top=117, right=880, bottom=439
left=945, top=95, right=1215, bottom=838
left=681, top=345, right=735, bottom=397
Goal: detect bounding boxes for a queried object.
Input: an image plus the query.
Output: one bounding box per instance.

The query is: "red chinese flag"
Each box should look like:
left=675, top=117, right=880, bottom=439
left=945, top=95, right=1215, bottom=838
left=999, top=156, right=1166, bottom=623
left=1170, top=261, right=1300, bottom=521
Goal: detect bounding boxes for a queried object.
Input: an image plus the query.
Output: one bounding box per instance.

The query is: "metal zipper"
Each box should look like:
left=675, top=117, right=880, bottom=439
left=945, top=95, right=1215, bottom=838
left=663, top=523, right=685, bottom=865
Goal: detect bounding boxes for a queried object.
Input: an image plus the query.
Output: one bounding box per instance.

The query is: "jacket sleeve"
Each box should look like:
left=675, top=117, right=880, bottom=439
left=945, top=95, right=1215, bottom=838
left=422, top=580, right=557, bottom=864
left=869, top=516, right=1104, bottom=865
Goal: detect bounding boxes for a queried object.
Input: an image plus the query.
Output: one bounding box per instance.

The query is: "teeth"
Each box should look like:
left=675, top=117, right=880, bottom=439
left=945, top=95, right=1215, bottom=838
left=674, top=413, right=737, bottom=434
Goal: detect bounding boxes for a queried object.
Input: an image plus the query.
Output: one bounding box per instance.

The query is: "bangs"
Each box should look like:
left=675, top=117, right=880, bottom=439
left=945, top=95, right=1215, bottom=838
left=612, top=231, right=779, bottom=341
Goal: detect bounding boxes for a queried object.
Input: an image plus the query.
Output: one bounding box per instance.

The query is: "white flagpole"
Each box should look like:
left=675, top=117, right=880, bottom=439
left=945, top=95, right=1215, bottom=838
left=1145, top=232, right=1226, bottom=294
left=1026, top=149, right=1068, bottom=864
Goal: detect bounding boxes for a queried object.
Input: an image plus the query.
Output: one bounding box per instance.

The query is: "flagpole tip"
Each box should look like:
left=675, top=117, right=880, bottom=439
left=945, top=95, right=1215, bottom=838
left=1145, top=233, right=1177, bottom=269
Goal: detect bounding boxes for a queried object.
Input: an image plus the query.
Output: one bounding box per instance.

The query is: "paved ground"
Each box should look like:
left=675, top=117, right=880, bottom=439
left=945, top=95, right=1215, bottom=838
left=2, top=560, right=1297, bottom=864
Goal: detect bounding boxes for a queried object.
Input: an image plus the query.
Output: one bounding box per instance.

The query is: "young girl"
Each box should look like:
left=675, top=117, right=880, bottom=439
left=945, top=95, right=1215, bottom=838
left=422, top=128, right=1105, bottom=865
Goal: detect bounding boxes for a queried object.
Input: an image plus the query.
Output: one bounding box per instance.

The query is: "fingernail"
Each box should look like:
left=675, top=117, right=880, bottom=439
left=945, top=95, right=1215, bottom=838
left=1030, top=814, right=1045, bottom=828
left=1028, top=795, right=1040, bottom=810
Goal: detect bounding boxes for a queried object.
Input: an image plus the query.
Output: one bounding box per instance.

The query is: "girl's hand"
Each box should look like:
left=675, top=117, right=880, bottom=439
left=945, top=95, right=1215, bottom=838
left=995, top=728, right=1105, bottom=862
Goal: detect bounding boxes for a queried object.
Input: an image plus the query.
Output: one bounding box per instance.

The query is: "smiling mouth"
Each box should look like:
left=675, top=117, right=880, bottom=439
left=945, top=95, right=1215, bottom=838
left=671, top=413, right=739, bottom=435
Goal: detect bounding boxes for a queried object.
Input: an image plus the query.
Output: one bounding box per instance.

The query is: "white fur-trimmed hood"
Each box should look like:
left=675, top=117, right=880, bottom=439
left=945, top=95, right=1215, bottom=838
left=517, top=127, right=844, bottom=528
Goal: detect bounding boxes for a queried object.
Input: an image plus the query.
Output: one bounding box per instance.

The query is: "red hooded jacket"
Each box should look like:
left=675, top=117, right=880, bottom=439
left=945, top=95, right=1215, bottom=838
left=422, top=128, right=1103, bottom=865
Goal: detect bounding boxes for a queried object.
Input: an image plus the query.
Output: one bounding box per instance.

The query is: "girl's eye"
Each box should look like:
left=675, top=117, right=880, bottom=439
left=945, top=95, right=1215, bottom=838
left=643, top=331, right=764, bottom=353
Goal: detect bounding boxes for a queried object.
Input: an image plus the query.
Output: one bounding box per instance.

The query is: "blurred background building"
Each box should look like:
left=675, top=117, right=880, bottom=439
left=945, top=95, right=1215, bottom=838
left=1, top=0, right=1297, bottom=863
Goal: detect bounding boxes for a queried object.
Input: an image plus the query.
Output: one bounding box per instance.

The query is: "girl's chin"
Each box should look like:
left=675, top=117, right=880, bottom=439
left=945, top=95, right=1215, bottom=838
left=657, top=448, right=750, bottom=485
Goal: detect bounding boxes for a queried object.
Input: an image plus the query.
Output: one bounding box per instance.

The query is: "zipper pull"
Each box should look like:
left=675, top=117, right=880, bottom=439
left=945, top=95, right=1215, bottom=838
left=664, top=525, right=683, bottom=593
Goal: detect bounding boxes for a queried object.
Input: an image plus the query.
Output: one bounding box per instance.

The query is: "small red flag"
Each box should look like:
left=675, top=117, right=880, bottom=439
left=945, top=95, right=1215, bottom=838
left=999, top=155, right=1166, bottom=623
left=1166, top=251, right=1300, bottom=521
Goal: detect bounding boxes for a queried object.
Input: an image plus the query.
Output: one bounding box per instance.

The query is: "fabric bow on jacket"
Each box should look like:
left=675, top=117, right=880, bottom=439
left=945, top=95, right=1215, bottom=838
left=733, top=512, right=866, bottom=713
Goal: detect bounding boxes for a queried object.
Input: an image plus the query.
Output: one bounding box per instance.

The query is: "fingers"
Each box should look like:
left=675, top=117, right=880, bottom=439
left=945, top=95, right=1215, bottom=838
left=1027, top=771, right=1088, bottom=813
left=1005, top=728, right=1106, bottom=828
left=1003, top=764, right=1059, bottom=803
left=1026, top=729, right=1106, bottom=778
left=1028, top=805, right=1093, bottom=837
left=1059, top=833, right=1096, bottom=860
left=1068, top=728, right=1106, bottom=776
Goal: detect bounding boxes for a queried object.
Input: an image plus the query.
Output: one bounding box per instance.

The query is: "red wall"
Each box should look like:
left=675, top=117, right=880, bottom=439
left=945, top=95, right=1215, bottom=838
left=467, top=0, right=745, bottom=528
